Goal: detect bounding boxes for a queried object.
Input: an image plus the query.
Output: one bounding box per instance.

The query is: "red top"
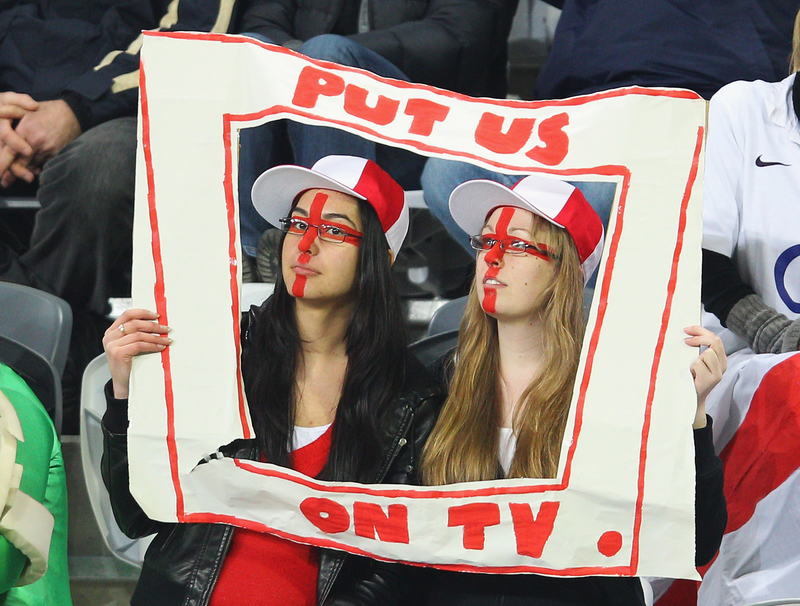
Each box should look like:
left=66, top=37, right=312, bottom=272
left=208, top=426, right=333, bottom=606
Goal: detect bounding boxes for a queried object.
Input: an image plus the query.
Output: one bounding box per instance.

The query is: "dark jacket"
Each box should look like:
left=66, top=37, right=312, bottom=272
left=534, top=0, right=800, bottom=101
left=101, top=338, right=444, bottom=606
left=0, top=0, right=235, bottom=130
left=423, top=419, right=727, bottom=606
left=239, top=0, right=518, bottom=98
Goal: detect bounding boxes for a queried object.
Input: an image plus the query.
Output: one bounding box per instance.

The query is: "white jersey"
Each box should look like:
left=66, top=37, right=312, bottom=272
left=699, top=75, right=800, bottom=606
left=703, top=74, right=800, bottom=323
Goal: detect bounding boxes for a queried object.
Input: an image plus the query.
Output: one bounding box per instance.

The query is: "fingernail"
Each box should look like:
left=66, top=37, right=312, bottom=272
left=158, top=344, right=166, bottom=349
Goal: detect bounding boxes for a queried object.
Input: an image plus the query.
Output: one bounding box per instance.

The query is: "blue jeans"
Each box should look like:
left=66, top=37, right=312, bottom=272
left=421, top=158, right=617, bottom=289
left=238, top=34, right=426, bottom=255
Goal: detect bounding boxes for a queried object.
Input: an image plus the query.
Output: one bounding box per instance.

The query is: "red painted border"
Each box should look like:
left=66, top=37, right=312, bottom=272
left=140, top=31, right=704, bottom=571
left=222, top=116, right=251, bottom=438
left=182, top=510, right=634, bottom=576
left=139, top=58, right=186, bottom=518
left=629, top=126, right=705, bottom=574
left=143, top=31, right=703, bottom=109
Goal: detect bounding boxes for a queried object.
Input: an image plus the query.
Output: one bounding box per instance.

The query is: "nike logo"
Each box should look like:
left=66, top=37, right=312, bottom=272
left=755, top=155, right=790, bottom=167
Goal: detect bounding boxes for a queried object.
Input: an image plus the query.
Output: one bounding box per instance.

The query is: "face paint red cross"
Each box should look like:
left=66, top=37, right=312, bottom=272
left=481, top=207, right=515, bottom=313
left=292, top=191, right=329, bottom=297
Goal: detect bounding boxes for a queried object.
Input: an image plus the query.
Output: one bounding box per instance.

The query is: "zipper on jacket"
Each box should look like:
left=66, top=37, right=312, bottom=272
left=375, top=403, right=414, bottom=482
left=198, top=525, right=235, bottom=606
left=319, top=403, right=415, bottom=604
left=199, top=441, right=258, bottom=605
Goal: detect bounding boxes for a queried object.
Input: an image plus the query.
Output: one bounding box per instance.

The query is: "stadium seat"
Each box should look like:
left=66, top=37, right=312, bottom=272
left=0, top=282, right=72, bottom=376
left=0, top=333, right=62, bottom=435
left=426, top=296, right=467, bottom=337
left=409, top=329, right=459, bottom=369
left=80, top=353, right=151, bottom=567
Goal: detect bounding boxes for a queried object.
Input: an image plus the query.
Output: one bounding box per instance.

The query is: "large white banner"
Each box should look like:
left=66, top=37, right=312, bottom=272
left=129, top=32, right=706, bottom=580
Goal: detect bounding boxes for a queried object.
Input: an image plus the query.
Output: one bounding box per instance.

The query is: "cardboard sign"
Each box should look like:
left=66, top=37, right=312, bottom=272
left=129, top=32, right=706, bottom=579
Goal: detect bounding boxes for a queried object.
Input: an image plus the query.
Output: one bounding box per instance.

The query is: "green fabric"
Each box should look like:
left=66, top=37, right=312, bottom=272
left=0, top=364, right=72, bottom=606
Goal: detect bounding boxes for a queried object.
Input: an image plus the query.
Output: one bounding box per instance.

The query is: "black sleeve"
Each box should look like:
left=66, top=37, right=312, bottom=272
left=238, top=0, right=299, bottom=44
left=324, top=561, right=428, bottom=606
left=63, top=0, right=236, bottom=128
left=694, top=416, right=727, bottom=567
left=100, top=381, right=166, bottom=539
left=701, top=248, right=755, bottom=327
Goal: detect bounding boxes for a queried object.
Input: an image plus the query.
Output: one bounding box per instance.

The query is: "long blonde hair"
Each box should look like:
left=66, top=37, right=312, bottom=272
left=421, top=217, right=585, bottom=484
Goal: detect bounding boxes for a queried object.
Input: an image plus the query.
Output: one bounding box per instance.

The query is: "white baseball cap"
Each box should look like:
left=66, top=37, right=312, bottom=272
left=449, top=175, right=604, bottom=284
left=251, top=155, right=409, bottom=257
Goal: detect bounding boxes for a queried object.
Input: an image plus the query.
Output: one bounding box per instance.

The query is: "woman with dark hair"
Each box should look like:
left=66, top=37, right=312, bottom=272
left=101, top=155, right=443, bottom=606
left=420, top=175, right=728, bottom=605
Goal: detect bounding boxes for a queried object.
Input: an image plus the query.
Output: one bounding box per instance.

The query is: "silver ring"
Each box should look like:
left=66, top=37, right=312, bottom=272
left=119, top=324, right=126, bottom=334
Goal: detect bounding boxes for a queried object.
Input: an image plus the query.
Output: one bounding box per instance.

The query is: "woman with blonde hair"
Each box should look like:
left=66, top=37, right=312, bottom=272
left=421, top=174, right=727, bottom=605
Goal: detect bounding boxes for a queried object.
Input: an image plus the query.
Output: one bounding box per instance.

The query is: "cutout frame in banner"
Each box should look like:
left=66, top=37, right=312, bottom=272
left=129, top=32, right=706, bottom=580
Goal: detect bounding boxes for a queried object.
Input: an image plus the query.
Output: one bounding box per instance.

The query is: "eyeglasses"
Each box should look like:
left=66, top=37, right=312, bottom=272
left=469, top=234, right=559, bottom=261
left=279, top=217, right=363, bottom=245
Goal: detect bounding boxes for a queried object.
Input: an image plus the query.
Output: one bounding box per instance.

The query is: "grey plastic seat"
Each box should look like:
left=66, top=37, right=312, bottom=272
left=80, top=353, right=151, bottom=567
left=409, top=330, right=459, bottom=369
left=426, top=296, right=468, bottom=337
left=0, top=333, right=62, bottom=435
left=409, top=296, right=465, bottom=368
left=0, top=282, right=72, bottom=376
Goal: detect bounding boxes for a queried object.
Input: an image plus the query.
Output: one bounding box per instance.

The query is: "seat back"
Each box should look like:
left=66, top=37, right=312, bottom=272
left=80, top=354, right=150, bottom=567
left=0, top=334, right=62, bottom=435
left=0, top=282, right=72, bottom=376
left=409, top=330, right=459, bottom=369
left=426, top=296, right=468, bottom=337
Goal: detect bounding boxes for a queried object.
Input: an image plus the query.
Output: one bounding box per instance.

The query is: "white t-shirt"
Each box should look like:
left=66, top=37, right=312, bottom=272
left=703, top=75, right=800, bottom=327
left=498, top=427, right=517, bottom=475
left=291, top=423, right=332, bottom=452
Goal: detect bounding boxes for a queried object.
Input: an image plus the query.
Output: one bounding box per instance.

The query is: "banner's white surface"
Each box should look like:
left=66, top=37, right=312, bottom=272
left=129, top=32, right=706, bottom=579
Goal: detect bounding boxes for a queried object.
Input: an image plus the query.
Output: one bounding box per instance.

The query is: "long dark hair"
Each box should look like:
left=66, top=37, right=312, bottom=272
left=242, top=198, right=408, bottom=482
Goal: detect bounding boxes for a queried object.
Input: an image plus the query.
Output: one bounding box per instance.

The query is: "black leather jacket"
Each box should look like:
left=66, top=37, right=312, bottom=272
left=101, top=351, right=443, bottom=606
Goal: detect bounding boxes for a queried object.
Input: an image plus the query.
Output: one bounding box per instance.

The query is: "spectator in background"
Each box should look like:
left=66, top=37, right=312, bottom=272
left=0, top=0, right=237, bottom=433
left=696, top=8, right=800, bottom=604
left=234, top=0, right=520, bottom=265
left=534, top=0, right=800, bottom=101
left=422, top=0, right=800, bottom=252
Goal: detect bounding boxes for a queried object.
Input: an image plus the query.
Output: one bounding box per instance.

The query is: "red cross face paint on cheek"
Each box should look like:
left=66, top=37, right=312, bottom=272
left=291, top=191, right=328, bottom=298
left=481, top=207, right=515, bottom=314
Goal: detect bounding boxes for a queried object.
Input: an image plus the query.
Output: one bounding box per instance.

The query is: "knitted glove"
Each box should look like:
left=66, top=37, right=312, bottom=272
left=726, top=294, right=800, bottom=354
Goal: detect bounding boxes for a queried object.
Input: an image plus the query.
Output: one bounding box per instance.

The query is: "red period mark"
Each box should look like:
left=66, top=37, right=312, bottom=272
left=597, top=531, right=623, bottom=557
left=481, top=207, right=515, bottom=313
left=291, top=192, right=329, bottom=297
